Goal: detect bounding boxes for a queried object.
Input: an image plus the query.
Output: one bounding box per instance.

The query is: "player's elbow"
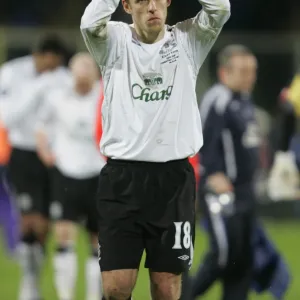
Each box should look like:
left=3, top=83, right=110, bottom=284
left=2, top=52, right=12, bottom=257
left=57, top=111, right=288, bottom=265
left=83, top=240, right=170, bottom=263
left=215, top=7, right=231, bottom=26
left=210, top=0, right=231, bottom=27
left=220, top=0, right=231, bottom=12
left=80, top=16, right=109, bottom=40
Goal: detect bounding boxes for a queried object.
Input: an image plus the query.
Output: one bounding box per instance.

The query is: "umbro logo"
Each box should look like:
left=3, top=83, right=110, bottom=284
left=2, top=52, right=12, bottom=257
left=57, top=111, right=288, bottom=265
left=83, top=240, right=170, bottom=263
left=178, top=255, right=189, bottom=261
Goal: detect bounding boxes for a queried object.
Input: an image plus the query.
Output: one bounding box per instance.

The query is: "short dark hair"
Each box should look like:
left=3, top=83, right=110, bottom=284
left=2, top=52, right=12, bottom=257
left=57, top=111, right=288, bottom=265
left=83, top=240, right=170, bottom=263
left=217, top=44, right=254, bottom=67
left=33, top=34, right=67, bottom=56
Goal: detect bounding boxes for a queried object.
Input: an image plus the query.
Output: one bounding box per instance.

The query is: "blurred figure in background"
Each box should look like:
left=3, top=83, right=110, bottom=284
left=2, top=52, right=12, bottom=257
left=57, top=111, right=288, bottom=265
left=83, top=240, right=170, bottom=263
left=36, top=52, right=105, bottom=300
left=267, top=74, right=300, bottom=200
left=0, top=35, right=69, bottom=300
left=186, top=44, right=290, bottom=300
left=190, top=45, right=259, bottom=300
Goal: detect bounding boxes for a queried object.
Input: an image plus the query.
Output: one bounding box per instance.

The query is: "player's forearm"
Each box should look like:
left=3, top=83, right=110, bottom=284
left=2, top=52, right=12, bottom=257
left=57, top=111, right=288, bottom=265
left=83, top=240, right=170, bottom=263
left=197, top=0, right=231, bottom=30
left=80, top=0, right=120, bottom=39
left=36, top=129, right=55, bottom=166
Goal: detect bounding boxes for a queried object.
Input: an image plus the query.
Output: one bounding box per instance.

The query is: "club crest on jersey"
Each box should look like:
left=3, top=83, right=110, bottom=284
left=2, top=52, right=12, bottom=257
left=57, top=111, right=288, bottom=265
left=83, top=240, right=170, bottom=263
left=159, top=35, right=177, bottom=55
left=143, top=73, right=163, bottom=87
left=160, top=33, right=179, bottom=64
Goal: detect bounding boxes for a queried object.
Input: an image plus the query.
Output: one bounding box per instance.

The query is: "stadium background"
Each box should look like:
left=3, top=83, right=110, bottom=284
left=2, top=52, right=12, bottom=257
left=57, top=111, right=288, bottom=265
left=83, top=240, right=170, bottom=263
left=1, top=0, right=300, bottom=299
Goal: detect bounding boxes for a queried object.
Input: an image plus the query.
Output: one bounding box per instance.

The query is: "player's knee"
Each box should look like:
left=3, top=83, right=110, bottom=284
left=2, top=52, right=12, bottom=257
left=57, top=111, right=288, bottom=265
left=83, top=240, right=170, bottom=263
left=102, top=270, right=136, bottom=300
left=31, top=214, right=49, bottom=242
left=89, top=233, right=98, bottom=250
left=103, top=284, right=132, bottom=300
left=54, top=221, right=77, bottom=246
left=21, top=231, right=37, bottom=245
left=20, top=214, right=35, bottom=233
left=150, top=272, right=181, bottom=300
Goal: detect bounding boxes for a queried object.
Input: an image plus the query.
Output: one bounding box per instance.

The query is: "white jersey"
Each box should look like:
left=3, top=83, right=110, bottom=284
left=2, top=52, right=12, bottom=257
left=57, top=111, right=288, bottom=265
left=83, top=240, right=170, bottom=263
left=37, top=82, right=106, bottom=179
left=81, top=0, right=230, bottom=162
left=0, top=56, right=70, bottom=150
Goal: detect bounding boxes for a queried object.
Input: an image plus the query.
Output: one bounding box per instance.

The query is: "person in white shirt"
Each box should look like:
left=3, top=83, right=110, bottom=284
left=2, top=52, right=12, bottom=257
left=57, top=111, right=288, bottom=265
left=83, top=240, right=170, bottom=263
left=36, top=52, right=105, bottom=300
left=81, top=0, right=231, bottom=299
left=0, top=35, right=70, bottom=300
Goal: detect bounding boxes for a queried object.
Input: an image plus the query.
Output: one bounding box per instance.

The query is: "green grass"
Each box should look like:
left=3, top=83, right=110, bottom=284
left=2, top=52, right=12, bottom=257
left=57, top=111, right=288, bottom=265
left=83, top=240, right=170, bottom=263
left=0, top=219, right=299, bottom=299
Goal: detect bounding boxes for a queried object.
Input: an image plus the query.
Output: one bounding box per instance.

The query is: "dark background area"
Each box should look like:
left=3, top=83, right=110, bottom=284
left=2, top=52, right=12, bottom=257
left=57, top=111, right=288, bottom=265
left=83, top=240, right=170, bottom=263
left=0, top=0, right=299, bottom=30
left=0, top=0, right=299, bottom=111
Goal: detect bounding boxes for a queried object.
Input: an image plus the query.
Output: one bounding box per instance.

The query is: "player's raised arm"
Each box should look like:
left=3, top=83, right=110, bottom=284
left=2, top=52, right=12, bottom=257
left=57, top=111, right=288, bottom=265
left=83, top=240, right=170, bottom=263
left=176, top=0, right=231, bottom=73
left=80, top=0, right=124, bottom=67
left=196, top=0, right=231, bottom=31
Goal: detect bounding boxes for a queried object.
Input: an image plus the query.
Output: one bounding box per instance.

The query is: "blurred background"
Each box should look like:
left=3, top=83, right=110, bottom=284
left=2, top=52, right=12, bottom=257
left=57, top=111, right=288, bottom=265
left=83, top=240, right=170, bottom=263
left=1, top=0, right=300, bottom=299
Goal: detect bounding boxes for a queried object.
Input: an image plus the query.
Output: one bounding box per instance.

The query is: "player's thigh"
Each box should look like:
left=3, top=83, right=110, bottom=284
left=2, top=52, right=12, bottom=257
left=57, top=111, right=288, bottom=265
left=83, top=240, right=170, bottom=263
left=39, top=166, right=53, bottom=219
left=7, top=149, right=41, bottom=215
left=226, top=210, right=254, bottom=270
left=145, top=161, right=196, bottom=274
left=53, top=220, right=78, bottom=244
left=84, top=175, right=99, bottom=239
left=102, top=269, right=139, bottom=299
left=96, top=164, right=144, bottom=271
left=50, top=168, right=81, bottom=225
left=222, top=266, right=252, bottom=300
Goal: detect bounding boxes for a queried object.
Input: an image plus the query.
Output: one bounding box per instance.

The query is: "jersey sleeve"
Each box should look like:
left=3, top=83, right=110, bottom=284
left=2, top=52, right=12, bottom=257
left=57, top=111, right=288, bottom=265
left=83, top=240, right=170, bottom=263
left=80, top=0, right=125, bottom=68
left=175, top=0, right=230, bottom=74
left=200, top=90, right=230, bottom=178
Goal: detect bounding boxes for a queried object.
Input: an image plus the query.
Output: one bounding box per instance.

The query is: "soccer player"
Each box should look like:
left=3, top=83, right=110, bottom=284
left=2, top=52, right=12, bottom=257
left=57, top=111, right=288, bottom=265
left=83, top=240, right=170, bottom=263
left=190, top=45, right=259, bottom=300
left=36, top=52, right=106, bottom=300
left=0, top=35, right=69, bottom=300
left=267, top=76, right=300, bottom=200
left=80, top=0, right=230, bottom=299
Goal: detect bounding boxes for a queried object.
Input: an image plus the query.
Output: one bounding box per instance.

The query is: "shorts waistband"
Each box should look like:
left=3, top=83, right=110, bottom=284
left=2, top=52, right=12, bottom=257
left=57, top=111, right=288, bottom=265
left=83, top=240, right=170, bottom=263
left=12, top=147, right=37, bottom=155
left=107, top=158, right=189, bottom=168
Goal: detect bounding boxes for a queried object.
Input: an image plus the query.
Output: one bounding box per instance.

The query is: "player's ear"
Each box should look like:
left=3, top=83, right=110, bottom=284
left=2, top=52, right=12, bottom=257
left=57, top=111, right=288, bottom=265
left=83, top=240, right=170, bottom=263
left=218, top=67, right=226, bottom=82
left=122, top=0, right=132, bottom=15
left=167, top=0, right=171, bottom=7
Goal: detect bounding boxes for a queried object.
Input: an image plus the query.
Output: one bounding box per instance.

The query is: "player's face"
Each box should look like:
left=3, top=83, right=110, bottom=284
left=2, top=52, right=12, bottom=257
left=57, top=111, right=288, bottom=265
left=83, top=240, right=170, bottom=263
left=70, top=55, right=99, bottom=95
left=33, top=52, right=63, bottom=73
left=123, top=0, right=171, bottom=40
left=225, top=55, right=258, bottom=93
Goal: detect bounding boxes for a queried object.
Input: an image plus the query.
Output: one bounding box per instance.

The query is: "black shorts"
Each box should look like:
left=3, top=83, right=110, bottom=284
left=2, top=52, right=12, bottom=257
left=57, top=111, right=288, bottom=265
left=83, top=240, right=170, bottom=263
left=97, top=158, right=196, bottom=274
left=7, top=148, right=51, bottom=217
left=51, top=168, right=99, bottom=234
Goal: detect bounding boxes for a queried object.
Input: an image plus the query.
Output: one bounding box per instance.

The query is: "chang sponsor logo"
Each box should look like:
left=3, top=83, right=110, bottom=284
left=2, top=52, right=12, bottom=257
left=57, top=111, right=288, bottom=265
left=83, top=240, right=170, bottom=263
left=132, top=83, right=173, bottom=102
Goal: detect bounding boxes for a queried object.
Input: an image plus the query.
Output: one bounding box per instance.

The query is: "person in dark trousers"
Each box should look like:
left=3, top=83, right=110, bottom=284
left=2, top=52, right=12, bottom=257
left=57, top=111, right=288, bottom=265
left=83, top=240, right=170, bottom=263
left=190, top=45, right=260, bottom=300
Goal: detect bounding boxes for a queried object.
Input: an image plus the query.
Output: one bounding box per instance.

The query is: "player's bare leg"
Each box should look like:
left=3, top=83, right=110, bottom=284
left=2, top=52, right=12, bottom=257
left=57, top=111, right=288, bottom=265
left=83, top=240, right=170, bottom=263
left=53, top=221, right=78, bottom=300
left=149, top=272, right=182, bottom=300
left=102, top=269, right=138, bottom=300
left=86, top=233, right=103, bottom=300
left=18, top=213, right=48, bottom=300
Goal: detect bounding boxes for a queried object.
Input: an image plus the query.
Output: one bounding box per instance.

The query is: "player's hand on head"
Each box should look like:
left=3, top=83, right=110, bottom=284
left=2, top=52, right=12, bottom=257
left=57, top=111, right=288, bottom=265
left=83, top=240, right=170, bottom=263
left=207, top=172, right=233, bottom=194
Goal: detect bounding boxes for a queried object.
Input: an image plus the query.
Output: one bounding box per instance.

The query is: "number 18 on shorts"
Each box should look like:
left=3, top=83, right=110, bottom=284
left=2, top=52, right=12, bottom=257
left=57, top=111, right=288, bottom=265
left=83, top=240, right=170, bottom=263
left=172, top=221, right=194, bottom=269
